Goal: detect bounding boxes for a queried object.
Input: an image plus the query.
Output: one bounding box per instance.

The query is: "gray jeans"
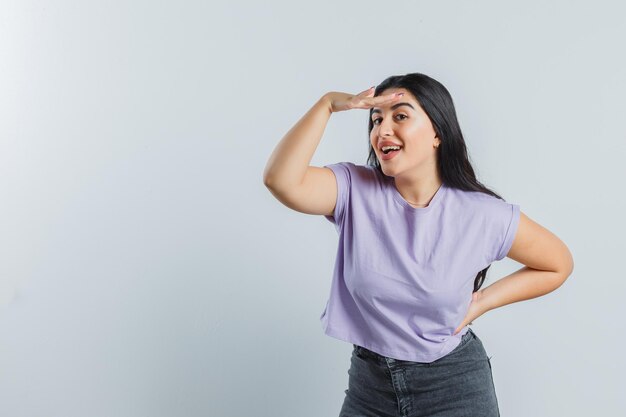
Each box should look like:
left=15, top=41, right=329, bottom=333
left=339, top=328, right=500, bottom=417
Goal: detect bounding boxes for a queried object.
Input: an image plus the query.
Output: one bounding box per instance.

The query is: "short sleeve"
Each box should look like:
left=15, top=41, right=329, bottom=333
left=489, top=201, right=521, bottom=262
left=322, top=162, right=352, bottom=229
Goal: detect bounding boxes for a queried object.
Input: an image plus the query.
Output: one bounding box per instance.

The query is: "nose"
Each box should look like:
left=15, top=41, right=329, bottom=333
left=377, top=116, right=394, bottom=137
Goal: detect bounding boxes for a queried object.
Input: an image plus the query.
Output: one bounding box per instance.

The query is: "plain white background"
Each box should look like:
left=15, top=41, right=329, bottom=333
left=1, top=1, right=624, bottom=416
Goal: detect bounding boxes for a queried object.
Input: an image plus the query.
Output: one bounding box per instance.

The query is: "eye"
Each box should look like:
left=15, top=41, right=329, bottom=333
left=372, top=114, right=408, bottom=125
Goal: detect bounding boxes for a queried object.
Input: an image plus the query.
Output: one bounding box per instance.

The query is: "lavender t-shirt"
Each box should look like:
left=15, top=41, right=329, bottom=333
left=320, top=161, right=520, bottom=362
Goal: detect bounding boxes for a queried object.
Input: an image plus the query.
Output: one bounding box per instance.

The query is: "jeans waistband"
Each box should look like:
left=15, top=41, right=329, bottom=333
left=353, top=328, right=475, bottom=364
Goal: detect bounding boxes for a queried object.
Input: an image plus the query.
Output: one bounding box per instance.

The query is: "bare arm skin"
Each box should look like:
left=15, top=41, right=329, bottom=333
left=262, top=94, right=338, bottom=217
left=480, top=211, right=574, bottom=311
left=263, top=95, right=333, bottom=191
left=263, top=88, right=402, bottom=217
left=454, top=211, right=575, bottom=334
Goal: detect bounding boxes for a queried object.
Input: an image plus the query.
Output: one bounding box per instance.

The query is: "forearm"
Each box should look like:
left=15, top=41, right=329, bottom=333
left=263, top=94, right=333, bottom=190
left=481, top=266, right=569, bottom=312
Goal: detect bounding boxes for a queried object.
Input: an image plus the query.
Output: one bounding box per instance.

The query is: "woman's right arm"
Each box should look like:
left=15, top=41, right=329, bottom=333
left=262, top=93, right=339, bottom=216
left=262, top=88, right=401, bottom=216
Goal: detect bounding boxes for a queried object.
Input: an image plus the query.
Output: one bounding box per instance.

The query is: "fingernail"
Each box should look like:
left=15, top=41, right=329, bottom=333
left=396, top=92, right=404, bottom=97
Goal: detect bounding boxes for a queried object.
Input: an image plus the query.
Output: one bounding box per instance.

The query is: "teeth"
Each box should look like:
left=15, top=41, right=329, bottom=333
left=381, top=145, right=401, bottom=152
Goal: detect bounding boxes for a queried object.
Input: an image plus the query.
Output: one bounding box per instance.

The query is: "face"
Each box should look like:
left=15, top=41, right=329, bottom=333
left=370, top=88, right=440, bottom=178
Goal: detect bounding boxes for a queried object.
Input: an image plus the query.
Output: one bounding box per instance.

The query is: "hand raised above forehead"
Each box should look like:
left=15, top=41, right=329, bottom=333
left=325, top=87, right=404, bottom=113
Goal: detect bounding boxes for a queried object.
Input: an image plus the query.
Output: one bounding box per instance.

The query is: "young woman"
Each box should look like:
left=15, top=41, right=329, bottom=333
left=263, top=73, right=573, bottom=417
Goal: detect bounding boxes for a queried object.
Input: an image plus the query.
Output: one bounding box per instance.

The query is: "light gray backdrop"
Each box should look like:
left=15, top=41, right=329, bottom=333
left=1, top=1, right=624, bottom=416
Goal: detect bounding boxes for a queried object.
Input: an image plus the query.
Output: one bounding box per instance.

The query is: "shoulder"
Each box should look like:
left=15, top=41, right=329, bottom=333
left=324, top=162, right=382, bottom=184
left=325, top=161, right=374, bottom=173
left=450, top=187, right=511, bottom=207
left=445, top=187, right=518, bottom=222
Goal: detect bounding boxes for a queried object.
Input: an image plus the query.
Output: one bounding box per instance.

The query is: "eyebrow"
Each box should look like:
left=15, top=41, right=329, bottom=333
left=371, top=102, right=415, bottom=115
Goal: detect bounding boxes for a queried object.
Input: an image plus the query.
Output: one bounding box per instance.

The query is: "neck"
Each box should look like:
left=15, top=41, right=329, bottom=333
left=394, top=174, right=443, bottom=207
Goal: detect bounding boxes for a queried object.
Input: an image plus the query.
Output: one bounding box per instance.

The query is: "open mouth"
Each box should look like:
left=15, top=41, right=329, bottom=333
left=380, top=146, right=402, bottom=160
left=382, top=146, right=402, bottom=154
left=380, top=145, right=403, bottom=156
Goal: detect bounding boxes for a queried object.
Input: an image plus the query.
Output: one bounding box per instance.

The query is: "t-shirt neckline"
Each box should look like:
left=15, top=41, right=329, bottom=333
left=388, top=178, right=447, bottom=213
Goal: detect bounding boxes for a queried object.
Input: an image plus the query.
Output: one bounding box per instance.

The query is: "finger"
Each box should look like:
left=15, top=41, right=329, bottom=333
left=360, top=93, right=402, bottom=108
left=375, top=92, right=403, bottom=104
left=357, top=86, right=376, bottom=96
left=387, top=92, right=404, bottom=100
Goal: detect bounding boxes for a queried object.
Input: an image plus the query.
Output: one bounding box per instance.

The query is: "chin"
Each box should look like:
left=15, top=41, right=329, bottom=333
left=379, top=164, right=397, bottom=177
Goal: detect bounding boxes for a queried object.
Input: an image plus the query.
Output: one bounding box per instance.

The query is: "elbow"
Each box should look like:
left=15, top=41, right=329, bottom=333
left=262, top=166, right=273, bottom=187
left=263, top=169, right=287, bottom=191
left=555, top=245, right=575, bottom=282
left=263, top=176, right=289, bottom=203
left=263, top=169, right=279, bottom=190
left=263, top=176, right=285, bottom=194
left=263, top=177, right=279, bottom=196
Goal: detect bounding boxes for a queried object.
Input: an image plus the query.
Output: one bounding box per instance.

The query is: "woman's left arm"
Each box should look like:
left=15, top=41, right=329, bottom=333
left=454, top=211, right=574, bottom=334
left=481, top=211, right=574, bottom=311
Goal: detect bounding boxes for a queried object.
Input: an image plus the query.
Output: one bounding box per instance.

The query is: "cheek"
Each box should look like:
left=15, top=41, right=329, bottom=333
left=403, top=125, right=433, bottom=146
